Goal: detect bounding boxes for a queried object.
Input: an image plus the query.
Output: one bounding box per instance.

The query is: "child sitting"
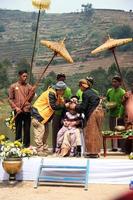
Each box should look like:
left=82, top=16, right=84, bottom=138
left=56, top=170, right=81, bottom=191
left=56, top=96, right=84, bottom=157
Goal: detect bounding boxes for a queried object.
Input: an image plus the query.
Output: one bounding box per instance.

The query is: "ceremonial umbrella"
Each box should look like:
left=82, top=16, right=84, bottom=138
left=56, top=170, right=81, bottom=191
left=36, top=37, right=74, bottom=85
left=91, top=36, right=133, bottom=90
left=40, top=38, right=74, bottom=63
left=13, top=38, right=73, bottom=121
left=30, top=0, right=51, bottom=82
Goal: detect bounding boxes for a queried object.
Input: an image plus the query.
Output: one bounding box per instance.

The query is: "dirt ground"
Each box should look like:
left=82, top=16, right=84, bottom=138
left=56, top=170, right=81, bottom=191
left=0, top=181, right=130, bottom=200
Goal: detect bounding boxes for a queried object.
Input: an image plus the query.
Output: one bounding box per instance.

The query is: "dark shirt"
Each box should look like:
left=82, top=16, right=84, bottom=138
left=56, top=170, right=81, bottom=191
left=75, top=88, right=100, bottom=120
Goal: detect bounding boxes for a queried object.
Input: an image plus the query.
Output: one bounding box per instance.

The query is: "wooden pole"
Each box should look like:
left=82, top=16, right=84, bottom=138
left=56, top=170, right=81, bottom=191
left=35, top=52, right=57, bottom=88
left=111, top=48, right=127, bottom=91
left=29, top=9, right=41, bottom=83
left=13, top=52, right=57, bottom=121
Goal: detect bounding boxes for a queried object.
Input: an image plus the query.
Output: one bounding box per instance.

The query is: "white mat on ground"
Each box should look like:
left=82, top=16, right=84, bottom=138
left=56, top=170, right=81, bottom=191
left=0, top=157, right=133, bottom=184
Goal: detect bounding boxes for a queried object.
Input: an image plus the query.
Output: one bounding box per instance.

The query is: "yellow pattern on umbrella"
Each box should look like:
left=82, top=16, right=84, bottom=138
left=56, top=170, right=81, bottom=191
left=91, top=36, right=133, bottom=54
left=32, top=0, right=51, bottom=10
left=40, top=38, right=74, bottom=63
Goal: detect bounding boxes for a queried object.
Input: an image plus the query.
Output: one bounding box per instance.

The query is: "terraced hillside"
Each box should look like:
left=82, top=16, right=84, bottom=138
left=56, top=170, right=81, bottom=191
left=0, top=9, right=133, bottom=77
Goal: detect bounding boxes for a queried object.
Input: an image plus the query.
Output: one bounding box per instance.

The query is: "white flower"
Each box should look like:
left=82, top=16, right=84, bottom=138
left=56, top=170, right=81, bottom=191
left=0, top=140, right=35, bottom=159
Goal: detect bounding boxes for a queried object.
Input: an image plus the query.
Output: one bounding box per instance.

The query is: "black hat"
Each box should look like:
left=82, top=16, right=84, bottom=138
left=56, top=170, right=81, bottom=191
left=112, top=75, right=122, bottom=82
left=86, top=76, right=94, bottom=85
left=57, top=73, right=66, bottom=80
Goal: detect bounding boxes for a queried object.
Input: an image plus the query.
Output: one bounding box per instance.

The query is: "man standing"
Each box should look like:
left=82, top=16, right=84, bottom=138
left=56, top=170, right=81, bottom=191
left=76, top=76, right=99, bottom=102
left=52, top=73, right=72, bottom=153
left=68, top=79, right=104, bottom=158
left=106, top=75, right=125, bottom=151
left=31, top=81, right=67, bottom=156
left=8, top=69, right=35, bottom=147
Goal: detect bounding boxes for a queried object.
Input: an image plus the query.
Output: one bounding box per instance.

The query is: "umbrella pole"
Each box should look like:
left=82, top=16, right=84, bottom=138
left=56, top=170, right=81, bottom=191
left=13, top=52, right=57, bottom=121
left=111, top=48, right=127, bottom=91
left=29, top=9, right=41, bottom=83
left=35, top=52, right=57, bottom=87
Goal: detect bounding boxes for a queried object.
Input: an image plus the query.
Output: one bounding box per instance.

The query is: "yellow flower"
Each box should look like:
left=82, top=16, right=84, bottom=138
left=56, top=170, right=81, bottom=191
left=0, top=134, right=6, bottom=143
left=21, top=148, right=33, bottom=157
left=14, top=141, right=23, bottom=148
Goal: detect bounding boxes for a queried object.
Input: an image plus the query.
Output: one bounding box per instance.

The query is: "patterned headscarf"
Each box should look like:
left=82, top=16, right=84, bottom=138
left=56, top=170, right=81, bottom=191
left=79, top=79, right=91, bottom=88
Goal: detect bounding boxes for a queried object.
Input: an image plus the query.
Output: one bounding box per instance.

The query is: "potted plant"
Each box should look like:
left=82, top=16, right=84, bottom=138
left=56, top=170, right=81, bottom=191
left=0, top=135, right=36, bottom=181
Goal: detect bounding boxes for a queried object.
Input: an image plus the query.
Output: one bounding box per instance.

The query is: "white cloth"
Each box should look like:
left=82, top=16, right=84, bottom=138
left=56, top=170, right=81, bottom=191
left=0, top=157, right=133, bottom=184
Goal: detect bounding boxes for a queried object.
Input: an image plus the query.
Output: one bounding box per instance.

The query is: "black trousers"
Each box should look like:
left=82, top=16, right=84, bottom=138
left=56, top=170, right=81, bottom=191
left=52, top=114, right=62, bottom=153
left=15, top=112, right=31, bottom=147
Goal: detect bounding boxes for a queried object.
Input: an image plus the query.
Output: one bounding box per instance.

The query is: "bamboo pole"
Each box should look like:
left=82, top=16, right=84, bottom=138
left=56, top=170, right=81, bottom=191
left=111, top=48, right=127, bottom=91
left=29, top=9, right=41, bottom=83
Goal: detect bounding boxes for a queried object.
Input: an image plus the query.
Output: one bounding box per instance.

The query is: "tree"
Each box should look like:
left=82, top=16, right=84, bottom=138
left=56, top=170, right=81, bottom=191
left=109, top=25, right=133, bottom=51
left=81, top=3, right=94, bottom=18
left=90, top=67, right=108, bottom=95
left=109, top=25, right=133, bottom=39
left=31, top=22, right=36, bottom=32
left=107, top=63, right=118, bottom=78
left=0, top=24, right=5, bottom=32
left=16, top=58, right=35, bottom=84
left=36, top=71, right=56, bottom=96
left=0, top=62, right=9, bottom=89
left=2, top=59, right=12, bottom=67
left=125, top=68, right=133, bottom=87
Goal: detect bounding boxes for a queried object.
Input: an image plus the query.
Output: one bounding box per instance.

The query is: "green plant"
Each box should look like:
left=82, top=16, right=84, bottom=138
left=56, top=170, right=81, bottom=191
left=102, top=129, right=133, bottom=138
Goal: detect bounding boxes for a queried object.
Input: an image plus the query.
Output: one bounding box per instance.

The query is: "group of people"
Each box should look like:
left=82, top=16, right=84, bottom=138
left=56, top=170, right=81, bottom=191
left=8, top=69, right=133, bottom=158
left=107, top=76, right=133, bottom=153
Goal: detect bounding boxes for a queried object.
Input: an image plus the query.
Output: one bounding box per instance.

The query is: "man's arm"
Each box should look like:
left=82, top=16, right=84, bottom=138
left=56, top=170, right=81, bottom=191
left=27, top=84, right=36, bottom=103
left=8, top=85, right=21, bottom=112
left=49, top=92, right=64, bottom=110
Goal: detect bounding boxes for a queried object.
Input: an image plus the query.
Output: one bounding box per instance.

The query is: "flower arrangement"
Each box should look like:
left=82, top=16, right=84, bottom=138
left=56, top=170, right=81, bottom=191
left=5, top=111, right=16, bottom=133
left=0, top=135, right=37, bottom=159
left=0, top=134, right=6, bottom=143
left=129, top=152, right=133, bottom=160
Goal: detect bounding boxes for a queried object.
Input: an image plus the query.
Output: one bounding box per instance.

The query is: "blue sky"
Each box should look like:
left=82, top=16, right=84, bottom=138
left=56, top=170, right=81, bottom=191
left=0, top=0, right=133, bottom=13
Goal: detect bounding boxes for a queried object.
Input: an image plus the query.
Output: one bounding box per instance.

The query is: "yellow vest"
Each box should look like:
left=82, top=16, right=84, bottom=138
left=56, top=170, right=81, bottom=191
left=33, top=88, right=64, bottom=124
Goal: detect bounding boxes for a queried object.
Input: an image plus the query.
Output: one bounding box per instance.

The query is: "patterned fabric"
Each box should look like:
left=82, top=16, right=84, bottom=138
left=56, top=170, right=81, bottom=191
left=84, top=106, right=104, bottom=154
left=59, top=128, right=81, bottom=157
